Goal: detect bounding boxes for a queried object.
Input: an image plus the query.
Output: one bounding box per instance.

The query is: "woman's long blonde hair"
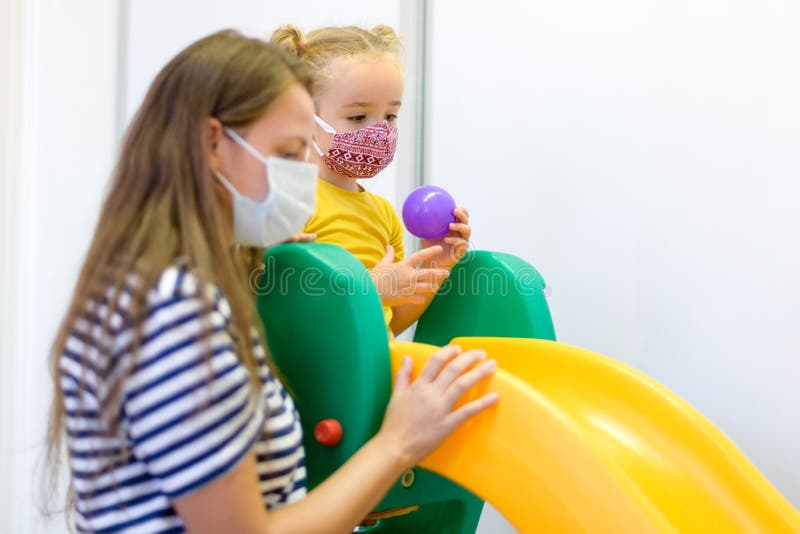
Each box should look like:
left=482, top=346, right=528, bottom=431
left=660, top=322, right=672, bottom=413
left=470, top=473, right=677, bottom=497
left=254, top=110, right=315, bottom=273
left=45, top=29, right=312, bottom=513
left=270, top=24, right=402, bottom=97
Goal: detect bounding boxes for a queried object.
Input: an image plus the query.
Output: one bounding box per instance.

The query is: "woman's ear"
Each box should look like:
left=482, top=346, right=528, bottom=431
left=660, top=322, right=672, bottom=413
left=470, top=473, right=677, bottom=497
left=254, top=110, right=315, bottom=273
left=207, top=117, right=224, bottom=171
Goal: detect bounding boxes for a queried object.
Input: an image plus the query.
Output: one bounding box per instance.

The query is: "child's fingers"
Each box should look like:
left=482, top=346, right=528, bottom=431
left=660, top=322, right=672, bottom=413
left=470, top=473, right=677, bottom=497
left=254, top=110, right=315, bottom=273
left=285, top=232, right=317, bottom=243
left=405, top=245, right=444, bottom=266
left=404, top=282, right=441, bottom=294
left=412, top=268, right=450, bottom=283
left=399, top=279, right=441, bottom=296
left=454, top=206, right=469, bottom=224
left=443, top=237, right=469, bottom=258
left=443, top=237, right=469, bottom=250
left=448, top=223, right=471, bottom=239
left=375, top=245, right=396, bottom=267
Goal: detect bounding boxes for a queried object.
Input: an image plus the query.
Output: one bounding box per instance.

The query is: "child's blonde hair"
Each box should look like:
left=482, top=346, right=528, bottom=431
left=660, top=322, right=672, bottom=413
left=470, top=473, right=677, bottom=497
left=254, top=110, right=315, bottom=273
left=271, top=24, right=403, bottom=96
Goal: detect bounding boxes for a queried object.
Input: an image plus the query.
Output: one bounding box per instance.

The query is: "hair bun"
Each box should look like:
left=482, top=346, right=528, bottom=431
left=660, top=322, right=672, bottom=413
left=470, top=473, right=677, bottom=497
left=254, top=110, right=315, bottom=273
left=370, top=25, right=401, bottom=50
left=270, top=24, right=306, bottom=56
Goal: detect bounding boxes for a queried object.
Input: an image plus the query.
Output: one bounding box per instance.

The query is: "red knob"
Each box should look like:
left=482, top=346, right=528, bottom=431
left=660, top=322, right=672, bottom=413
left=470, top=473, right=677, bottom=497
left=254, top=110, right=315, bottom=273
left=314, top=419, right=343, bottom=447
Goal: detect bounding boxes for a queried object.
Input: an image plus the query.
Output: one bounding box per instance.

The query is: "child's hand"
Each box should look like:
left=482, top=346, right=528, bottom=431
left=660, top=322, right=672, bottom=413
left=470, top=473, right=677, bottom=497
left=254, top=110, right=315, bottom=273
left=421, top=207, right=470, bottom=269
left=370, top=245, right=450, bottom=306
left=284, top=232, right=317, bottom=243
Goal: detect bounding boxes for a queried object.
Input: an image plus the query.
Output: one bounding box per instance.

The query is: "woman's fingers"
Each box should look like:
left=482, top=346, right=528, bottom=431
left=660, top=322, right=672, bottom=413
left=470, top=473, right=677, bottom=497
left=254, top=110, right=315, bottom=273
left=433, top=349, right=487, bottom=392
left=417, top=345, right=461, bottom=383
left=395, top=356, right=413, bottom=390
left=443, top=358, right=497, bottom=405
left=381, top=345, right=499, bottom=467
left=445, top=391, right=500, bottom=428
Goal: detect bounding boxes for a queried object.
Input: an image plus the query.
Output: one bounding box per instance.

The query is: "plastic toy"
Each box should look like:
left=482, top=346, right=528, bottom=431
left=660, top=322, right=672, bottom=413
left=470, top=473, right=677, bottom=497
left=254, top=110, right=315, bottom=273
left=256, top=243, right=800, bottom=533
left=401, top=185, right=457, bottom=240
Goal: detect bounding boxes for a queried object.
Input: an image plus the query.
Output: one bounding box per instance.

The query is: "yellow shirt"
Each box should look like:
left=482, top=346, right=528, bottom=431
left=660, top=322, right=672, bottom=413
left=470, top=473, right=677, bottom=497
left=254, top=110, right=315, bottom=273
left=304, top=179, right=404, bottom=328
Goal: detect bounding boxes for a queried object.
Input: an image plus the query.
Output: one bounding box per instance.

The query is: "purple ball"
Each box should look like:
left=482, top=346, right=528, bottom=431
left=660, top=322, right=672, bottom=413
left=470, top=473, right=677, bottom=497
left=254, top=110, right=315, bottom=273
left=402, top=185, right=457, bottom=240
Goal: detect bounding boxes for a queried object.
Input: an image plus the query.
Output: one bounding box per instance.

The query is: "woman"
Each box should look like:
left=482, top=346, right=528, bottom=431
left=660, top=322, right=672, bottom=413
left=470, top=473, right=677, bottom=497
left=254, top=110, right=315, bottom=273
left=47, top=30, right=498, bottom=533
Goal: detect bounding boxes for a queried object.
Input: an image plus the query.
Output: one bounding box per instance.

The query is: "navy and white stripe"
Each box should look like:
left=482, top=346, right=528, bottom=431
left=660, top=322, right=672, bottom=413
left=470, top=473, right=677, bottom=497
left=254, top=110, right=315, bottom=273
left=61, top=262, right=306, bottom=533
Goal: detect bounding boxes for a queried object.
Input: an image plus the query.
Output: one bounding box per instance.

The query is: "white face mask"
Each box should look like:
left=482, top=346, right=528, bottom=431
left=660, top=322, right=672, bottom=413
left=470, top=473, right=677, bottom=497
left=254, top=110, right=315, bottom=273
left=215, top=127, right=317, bottom=247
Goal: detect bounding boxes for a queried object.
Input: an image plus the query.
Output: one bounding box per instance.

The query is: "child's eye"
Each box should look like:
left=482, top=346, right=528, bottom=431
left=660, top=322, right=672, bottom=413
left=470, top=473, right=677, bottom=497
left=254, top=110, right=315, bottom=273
left=386, top=113, right=398, bottom=122
left=347, top=115, right=367, bottom=122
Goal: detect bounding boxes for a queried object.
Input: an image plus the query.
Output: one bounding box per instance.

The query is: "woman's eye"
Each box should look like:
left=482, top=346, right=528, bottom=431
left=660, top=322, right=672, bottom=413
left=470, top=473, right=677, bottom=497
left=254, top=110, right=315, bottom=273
left=347, top=115, right=367, bottom=122
left=280, top=152, right=300, bottom=160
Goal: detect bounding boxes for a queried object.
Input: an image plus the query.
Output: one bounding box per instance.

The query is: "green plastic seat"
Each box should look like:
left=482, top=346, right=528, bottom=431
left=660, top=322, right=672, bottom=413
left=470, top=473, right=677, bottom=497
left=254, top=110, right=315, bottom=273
left=415, top=250, right=556, bottom=345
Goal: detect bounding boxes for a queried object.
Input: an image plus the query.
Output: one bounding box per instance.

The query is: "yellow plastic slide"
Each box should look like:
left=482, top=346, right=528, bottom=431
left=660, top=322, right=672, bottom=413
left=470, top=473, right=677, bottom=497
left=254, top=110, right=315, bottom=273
left=389, top=338, right=800, bottom=533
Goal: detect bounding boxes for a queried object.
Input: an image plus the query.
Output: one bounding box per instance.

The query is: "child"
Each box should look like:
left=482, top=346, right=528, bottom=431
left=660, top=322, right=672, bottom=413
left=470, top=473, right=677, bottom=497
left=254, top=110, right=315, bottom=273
left=271, top=25, right=471, bottom=336
left=46, top=30, right=497, bottom=533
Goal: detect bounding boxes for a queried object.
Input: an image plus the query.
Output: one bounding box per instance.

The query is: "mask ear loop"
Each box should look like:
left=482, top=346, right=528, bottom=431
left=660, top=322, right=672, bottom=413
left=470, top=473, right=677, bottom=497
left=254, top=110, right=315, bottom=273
left=311, top=115, right=337, bottom=158
left=224, top=127, right=269, bottom=164
left=213, top=170, right=237, bottom=194
left=222, top=127, right=274, bottom=202
left=313, top=115, right=337, bottom=134
left=311, top=139, right=326, bottom=158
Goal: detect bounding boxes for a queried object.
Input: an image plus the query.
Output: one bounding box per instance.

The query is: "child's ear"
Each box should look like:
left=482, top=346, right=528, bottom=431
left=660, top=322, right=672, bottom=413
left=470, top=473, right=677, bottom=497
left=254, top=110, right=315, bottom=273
left=206, top=117, right=224, bottom=171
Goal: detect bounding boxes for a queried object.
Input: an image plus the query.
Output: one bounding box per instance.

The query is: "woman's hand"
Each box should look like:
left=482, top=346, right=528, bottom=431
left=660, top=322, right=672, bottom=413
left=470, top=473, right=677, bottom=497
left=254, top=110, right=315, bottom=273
left=376, top=344, right=499, bottom=467
left=173, top=344, right=498, bottom=534
left=370, top=245, right=450, bottom=306
left=421, top=207, right=470, bottom=269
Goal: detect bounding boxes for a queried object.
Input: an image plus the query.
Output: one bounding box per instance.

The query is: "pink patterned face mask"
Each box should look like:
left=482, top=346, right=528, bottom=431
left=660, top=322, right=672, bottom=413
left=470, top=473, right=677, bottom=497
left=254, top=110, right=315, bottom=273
left=312, top=115, right=399, bottom=178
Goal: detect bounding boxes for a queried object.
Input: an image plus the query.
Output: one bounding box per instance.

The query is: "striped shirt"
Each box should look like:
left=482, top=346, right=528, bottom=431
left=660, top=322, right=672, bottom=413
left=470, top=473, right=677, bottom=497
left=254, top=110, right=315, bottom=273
left=60, top=262, right=306, bottom=533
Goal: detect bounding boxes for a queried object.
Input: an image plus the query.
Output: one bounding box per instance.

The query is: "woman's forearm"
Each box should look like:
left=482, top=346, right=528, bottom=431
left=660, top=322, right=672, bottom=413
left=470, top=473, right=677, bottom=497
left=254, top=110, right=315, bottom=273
left=268, top=433, right=409, bottom=533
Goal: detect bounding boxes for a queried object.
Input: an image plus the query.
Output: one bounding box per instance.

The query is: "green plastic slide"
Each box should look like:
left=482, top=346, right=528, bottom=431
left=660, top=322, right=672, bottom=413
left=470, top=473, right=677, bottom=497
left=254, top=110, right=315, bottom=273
left=256, top=243, right=554, bottom=532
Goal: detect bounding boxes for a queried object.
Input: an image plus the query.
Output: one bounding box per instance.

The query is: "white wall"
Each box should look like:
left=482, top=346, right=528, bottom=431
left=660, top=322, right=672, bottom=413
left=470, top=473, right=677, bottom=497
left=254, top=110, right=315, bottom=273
left=12, top=1, right=796, bottom=532
left=0, top=0, right=23, bottom=529
left=429, top=0, right=800, bottom=524
left=0, top=1, right=121, bottom=533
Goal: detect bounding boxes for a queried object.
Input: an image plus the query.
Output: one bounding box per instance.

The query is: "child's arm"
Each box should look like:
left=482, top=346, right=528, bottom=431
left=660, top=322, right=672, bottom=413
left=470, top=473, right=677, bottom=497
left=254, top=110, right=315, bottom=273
left=390, top=293, right=439, bottom=335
